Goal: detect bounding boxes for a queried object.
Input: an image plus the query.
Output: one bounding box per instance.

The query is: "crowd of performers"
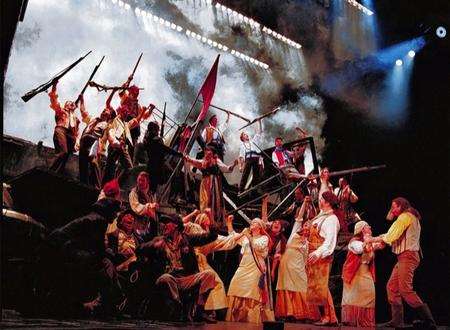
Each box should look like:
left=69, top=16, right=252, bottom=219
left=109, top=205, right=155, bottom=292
left=35, top=76, right=437, bottom=328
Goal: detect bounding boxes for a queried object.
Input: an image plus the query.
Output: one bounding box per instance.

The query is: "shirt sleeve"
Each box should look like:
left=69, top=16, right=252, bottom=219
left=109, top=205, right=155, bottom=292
left=49, top=90, right=62, bottom=113
left=348, top=240, right=364, bottom=254
left=239, top=144, right=245, bottom=159
left=314, top=215, right=340, bottom=258
left=382, top=213, right=413, bottom=245
left=253, top=236, right=269, bottom=257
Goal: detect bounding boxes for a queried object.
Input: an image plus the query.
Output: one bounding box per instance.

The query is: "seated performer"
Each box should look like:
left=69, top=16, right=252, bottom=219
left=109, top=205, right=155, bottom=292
left=48, top=79, right=80, bottom=173
left=341, top=221, right=384, bottom=327
left=102, top=102, right=153, bottom=184
left=78, top=92, right=116, bottom=187
left=41, top=198, right=122, bottom=316
left=227, top=218, right=275, bottom=324
left=275, top=220, right=310, bottom=321
left=198, top=114, right=229, bottom=160
left=238, top=120, right=263, bottom=193
left=183, top=144, right=237, bottom=225
left=368, top=197, right=437, bottom=329
left=136, top=214, right=219, bottom=323
left=142, top=121, right=182, bottom=193
left=129, top=171, right=159, bottom=242
left=306, top=191, right=340, bottom=325
left=106, top=209, right=139, bottom=273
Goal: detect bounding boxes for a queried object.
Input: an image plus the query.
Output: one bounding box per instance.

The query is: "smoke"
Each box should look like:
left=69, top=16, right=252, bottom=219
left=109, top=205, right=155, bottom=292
left=4, top=0, right=330, bottom=184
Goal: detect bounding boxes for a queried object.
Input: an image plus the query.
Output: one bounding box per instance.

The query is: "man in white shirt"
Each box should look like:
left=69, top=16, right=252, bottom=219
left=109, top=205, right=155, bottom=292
left=238, top=121, right=263, bottom=192
left=199, top=114, right=229, bottom=160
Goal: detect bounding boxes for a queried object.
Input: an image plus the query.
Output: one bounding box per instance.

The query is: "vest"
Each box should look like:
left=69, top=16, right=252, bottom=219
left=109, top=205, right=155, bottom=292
left=392, top=212, right=421, bottom=255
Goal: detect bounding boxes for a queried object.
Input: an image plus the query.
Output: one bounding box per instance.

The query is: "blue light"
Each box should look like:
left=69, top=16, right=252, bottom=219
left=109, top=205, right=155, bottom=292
left=395, top=59, right=403, bottom=66
left=408, top=50, right=415, bottom=58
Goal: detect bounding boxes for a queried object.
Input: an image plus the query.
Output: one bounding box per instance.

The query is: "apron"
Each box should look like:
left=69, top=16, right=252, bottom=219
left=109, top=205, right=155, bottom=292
left=306, top=218, right=333, bottom=305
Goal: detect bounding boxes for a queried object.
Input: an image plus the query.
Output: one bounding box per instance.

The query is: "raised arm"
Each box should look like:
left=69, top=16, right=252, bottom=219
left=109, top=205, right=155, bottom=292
left=182, top=209, right=200, bottom=224
left=105, top=88, right=117, bottom=110
left=48, top=80, right=62, bottom=113
left=78, top=95, right=91, bottom=124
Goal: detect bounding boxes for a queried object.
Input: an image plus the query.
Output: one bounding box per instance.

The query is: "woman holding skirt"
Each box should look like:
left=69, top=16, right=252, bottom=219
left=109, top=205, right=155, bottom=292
left=227, top=218, right=275, bottom=324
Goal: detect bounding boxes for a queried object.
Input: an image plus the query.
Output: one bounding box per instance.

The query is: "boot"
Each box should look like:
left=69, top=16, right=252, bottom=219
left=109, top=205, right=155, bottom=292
left=413, top=304, right=437, bottom=330
left=378, top=304, right=407, bottom=328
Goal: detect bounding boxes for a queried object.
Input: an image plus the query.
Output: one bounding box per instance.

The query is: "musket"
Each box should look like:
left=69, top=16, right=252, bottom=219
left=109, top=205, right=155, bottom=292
left=75, top=56, right=105, bottom=106
left=88, top=81, right=144, bottom=92
left=160, top=102, right=167, bottom=138
left=239, top=106, right=281, bottom=130
left=124, top=52, right=143, bottom=88
left=21, top=51, right=92, bottom=102
left=198, top=100, right=251, bottom=123
left=308, top=165, right=387, bottom=180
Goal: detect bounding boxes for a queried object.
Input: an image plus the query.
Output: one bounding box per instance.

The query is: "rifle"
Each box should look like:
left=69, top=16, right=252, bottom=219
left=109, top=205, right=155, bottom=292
left=124, top=52, right=143, bottom=88
left=239, top=106, right=281, bottom=130
left=308, top=165, right=387, bottom=180
left=75, top=55, right=105, bottom=106
left=21, top=51, right=92, bottom=102
left=198, top=100, right=251, bottom=123
left=160, top=102, right=167, bottom=138
left=88, top=81, right=145, bottom=92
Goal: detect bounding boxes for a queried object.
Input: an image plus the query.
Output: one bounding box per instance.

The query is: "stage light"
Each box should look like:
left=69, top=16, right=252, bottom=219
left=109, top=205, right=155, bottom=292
left=207, top=39, right=212, bottom=45
left=218, top=44, right=223, bottom=49
left=223, top=46, right=228, bottom=51
left=171, top=23, right=177, bottom=30
left=135, top=8, right=141, bottom=15
left=124, top=3, right=130, bottom=10
left=177, top=26, right=183, bottom=32
left=186, top=30, right=191, bottom=36
left=118, top=0, right=124, bottom=7
left=112, top=0, right=117, bottom=4
left=408, top=50, right=415, bottom=58
left=395, top=59, right=403, bottom=66
left=227, top=8, right=232, bottom=14
left=231, top=50, right=235, bottom=55
left=212, top=41, right=217, bottom=47
left=165, top=21, right=171, bottom=28
left=215, top=3, right=220, bottom=9
left=153, top=16, right=158, bottom=22
left=238, top=13, right=244, bottom=20
left=196, top=35, right=201, bottom=41
left=436, top=26, right=447, bottom=39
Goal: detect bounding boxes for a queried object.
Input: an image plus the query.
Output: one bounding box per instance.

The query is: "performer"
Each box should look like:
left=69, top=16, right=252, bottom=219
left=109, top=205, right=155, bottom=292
left=369, top=197, right=437, bottom=329
left=48, top=79, right=80, bottom=173
left=105, top=209, right=139, bottom=273
left=78, top=92, right=116, bottom=187
left=185, top=214, right=240, bottom=320
left=129, top=171, right=159, bottom=241
left=271, top=137, right=293, bottom=169
left=136, top=214, right=219, bottom=323
left=102, top=103, right=153, bottom=184
left=199, top=114, right=229, bottom=160
left=306, top=191, right=340, bottom=325
left=282, top=188, right=317, bottom=223
left=292, top=127, right=309, bottom=175
left=341, top=221, right=384, bottom=327
left=275, top=220, right=310, bottom=321
left=119, top=84, right=144, bottom=155
left=142, top=121, right=182, bottom=193
left=183, top=144, right=237, bottom=225
left=226, top=218, right=275, bottom=324
left=238, top=121, right=263, bottom=193
left=334, top=177, right=360, bottom=231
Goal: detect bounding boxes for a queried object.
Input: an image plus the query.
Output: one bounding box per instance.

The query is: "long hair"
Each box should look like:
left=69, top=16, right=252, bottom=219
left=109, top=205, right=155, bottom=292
left=393, top=197, right=421, bottom=220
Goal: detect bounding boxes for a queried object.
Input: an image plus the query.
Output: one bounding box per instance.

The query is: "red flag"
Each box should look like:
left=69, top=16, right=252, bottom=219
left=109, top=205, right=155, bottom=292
left=197, top=55, right=220, bottom=122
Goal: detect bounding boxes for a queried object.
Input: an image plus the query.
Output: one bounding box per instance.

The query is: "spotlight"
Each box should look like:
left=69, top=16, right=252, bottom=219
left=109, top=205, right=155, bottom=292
left=231, top=49, right=235, bottom=55
left=165, top=21, right=171, bottom=28
left=207, top=39, right=213, bottom=45
left=215, top=3, right=220, bottom=9
left=408, top=50, right=415, bottom=58
left=201, top=36, right=207, bottom=42
left=186, top=30, right=191, bottom=36
left=218, top=44, right=223, bottom=49
left=177, top=26, right=183, bottom=32
left=212, top=41, right=218, bottom=47
left=124, top=3, right=130, bottom=10
left=196, top=35, right=201, bottom=40
left=227, top=8, right=232, bottom=14
left=436, top=26, right=447, bottom=39
left=395, top=59, right=403, bottom=66
left=153, top=16, right=158, bottom=22
left=135, top=8, right=141, bottom=15
left=171, top=23, right=177, bottom=30
left=223, top=46, right=228, bottom=51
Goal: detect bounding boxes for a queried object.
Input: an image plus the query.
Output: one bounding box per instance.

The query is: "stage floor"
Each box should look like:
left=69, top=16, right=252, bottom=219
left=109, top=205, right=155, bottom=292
left=2, top=310, right=448, bottom=329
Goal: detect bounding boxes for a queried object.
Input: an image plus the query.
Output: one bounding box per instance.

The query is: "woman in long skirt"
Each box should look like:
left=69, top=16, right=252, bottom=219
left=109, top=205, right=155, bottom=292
left=226, top=218, right=275, bottom=324
left=341, top=220, right=384, bottom=327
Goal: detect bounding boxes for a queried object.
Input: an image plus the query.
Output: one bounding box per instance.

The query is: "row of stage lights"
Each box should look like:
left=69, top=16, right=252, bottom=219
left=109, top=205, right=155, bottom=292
left=184, top=30, right=270, bottom=69
left=344, top=0, right=374, bottom=16
left=395, top=50, right=415, bottom=66
left=214, top=2, right=302, bottom=49
left=111, top=0, right=270, bottom=70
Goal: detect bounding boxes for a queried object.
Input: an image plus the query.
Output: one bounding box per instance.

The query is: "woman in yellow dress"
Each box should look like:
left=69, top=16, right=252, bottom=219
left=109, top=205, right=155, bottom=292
left=226, top=218, right=275, bottom=324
